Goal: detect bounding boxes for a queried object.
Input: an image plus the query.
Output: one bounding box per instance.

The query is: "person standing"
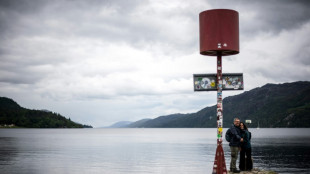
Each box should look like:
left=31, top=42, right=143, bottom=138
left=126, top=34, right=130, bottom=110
left=229, top=118, right=243, bottom=173
left=239, top=122, right=253, bottom=171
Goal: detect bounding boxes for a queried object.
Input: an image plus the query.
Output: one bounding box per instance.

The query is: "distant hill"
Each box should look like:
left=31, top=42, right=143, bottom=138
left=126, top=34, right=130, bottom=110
left=106, top=121, right=133, bottom=128
left=126, top=118, right=152, bottom=128
left=0, top=97, right=92, bottom=128
left=127, top=114, right=189, bottom=128
left=126, top=81, right=310, bottom=128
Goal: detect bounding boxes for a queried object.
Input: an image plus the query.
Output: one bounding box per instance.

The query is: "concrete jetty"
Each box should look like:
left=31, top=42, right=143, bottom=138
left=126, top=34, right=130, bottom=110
left=229, top=168, right=278, bottom=174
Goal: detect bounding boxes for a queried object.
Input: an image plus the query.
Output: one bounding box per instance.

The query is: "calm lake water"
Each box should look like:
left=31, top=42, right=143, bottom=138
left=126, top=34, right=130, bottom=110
left=0, top=128, right=309, bottom=174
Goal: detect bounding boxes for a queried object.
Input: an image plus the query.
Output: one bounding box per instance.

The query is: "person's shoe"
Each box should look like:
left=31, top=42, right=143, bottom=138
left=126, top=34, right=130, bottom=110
left=232, top=169, right=240, bottom=173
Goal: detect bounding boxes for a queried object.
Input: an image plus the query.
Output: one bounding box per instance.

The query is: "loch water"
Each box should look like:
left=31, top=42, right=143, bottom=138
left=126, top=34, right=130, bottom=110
left=0, top=128, right=309, bottom=174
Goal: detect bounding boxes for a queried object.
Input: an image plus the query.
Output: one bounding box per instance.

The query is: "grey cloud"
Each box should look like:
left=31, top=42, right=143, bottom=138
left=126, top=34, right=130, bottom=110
left=207, top=0, right=310, bottom=38
left=0, top=0, right=47, bottom=36
left=243, top=60, right=310, bottom=86
left=0, top=0, right=45, bottom=13
left=0, top=0, right=198, bottom=56
left=0, top=72, right=39, bottom=84
left=2, top=0, right=310, bottom=51
left=239, top=0, right=310, bottom=37
left=296, top=42, right=310, bottom=65
left=0, top=39, right=74, bottom=85
left=0, top=63, right=55, bottom=84
left=0, top=0, right=198, bottom=87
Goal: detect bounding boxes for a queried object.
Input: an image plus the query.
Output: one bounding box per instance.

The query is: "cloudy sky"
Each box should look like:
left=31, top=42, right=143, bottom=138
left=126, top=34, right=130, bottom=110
left=0, top=0, right=309, bottom=127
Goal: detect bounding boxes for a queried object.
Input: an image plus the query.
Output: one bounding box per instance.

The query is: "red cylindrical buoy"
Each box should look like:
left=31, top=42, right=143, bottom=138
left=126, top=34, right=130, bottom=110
left=199, top=9, right=239, bottom=56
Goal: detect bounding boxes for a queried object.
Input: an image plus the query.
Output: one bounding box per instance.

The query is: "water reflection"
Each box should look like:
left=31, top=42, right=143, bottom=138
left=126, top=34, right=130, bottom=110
left=0, top=128, right=309, bottom=174
left=252, top=141, right=310, bottom=173
left=0, top=137, right=18, bottom=166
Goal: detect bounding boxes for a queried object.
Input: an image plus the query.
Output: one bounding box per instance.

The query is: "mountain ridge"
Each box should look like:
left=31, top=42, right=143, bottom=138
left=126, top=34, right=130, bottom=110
left=124, top=81, right=310, bottom=128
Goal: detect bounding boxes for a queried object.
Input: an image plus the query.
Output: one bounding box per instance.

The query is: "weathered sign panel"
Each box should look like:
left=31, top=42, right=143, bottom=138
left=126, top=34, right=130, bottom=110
left=193, top=73, right=243, bottom=91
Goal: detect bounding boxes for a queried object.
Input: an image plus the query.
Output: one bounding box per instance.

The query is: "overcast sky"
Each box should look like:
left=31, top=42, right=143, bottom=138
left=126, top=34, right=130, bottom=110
left=1, top=0, right=309, bottom=127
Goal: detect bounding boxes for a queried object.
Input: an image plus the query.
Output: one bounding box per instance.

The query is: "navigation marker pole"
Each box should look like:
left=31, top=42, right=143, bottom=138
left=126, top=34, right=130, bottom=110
left=193, top=9, right=244, bottom=174
left=212, top=52, right=227, bottom=174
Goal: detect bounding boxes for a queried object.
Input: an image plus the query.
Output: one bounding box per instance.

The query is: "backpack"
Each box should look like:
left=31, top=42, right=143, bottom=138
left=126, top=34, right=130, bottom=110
left=225, top=128, right=233, bottom=142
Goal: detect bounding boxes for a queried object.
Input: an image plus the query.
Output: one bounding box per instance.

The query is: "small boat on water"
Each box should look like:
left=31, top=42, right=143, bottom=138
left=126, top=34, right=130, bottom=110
left=257, top=121, right=260, bottom=130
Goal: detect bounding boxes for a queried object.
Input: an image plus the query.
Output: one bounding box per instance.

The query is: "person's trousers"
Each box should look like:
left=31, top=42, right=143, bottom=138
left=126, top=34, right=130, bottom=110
left=239, top=148, right=252, bottom=170
left=230, top=146, right=239, bottom=170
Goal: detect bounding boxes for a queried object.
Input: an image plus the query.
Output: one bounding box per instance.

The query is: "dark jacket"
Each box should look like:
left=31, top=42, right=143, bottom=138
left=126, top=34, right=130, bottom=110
left=229, top=124, right=241, bottom=147
left=240, top=130, right=251, bottom=149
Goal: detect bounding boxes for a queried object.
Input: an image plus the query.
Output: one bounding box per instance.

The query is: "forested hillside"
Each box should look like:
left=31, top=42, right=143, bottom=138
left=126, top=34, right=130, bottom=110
left=0, top=97, right=92, bottom=128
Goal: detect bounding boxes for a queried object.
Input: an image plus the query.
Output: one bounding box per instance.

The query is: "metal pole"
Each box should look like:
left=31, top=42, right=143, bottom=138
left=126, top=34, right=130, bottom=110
left=212, top=52, right=227, bottom=174
left=216, top=52, right=223, bottom=144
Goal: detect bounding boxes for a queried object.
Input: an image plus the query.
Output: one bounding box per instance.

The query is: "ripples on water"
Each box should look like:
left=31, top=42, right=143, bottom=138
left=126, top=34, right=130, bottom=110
left=0, top=128, right=309, bottom=174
